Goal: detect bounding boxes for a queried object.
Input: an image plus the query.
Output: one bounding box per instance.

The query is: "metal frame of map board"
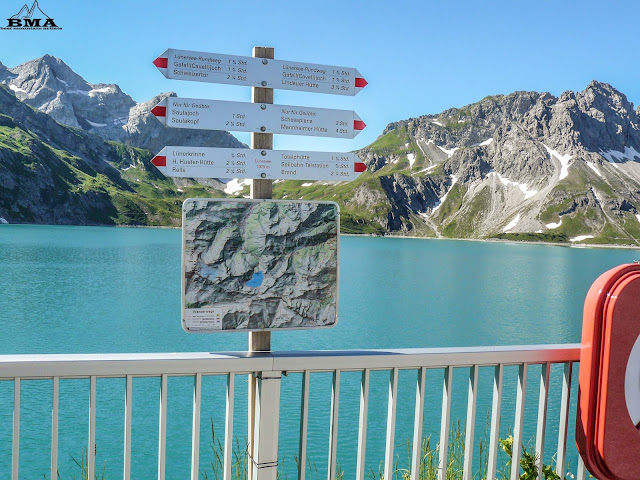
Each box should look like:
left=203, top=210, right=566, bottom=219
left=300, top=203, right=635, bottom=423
left=181, top=198, right=340, bottom=333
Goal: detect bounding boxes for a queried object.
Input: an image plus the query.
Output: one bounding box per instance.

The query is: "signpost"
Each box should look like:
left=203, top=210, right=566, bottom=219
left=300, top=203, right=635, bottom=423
left=151, top=97, right=366, bottom=139
left=152, top=147, right=366, bottom=181
left=153, top=45, right=366, bottom=480
left=153, top=48, right=367, bottom=96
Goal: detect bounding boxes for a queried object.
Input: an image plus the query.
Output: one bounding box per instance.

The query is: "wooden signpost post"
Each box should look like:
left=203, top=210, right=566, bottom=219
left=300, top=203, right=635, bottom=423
left=248, top=46, right=273, bottom=480
left=153, top=44, right=366, bottom=480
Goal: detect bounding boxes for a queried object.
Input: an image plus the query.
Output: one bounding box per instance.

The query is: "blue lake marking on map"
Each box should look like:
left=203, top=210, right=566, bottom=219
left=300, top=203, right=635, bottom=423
left=246, top=271, right=264, bottom=288
left=198, top=264, right=218, bottom=280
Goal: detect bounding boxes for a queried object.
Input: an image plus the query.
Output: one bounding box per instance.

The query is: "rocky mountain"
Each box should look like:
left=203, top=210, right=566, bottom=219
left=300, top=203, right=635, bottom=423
left=1, top=55, right=243, bottom=153
left=0, top=84, right=224, bottom=225
left=272, top=81, right=640, bottom=245
left=2, top=55, right=639, bottom=246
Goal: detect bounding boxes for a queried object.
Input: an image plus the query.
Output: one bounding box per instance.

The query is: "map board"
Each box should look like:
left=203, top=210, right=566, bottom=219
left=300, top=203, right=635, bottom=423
left=182, top=199, right=339, bottom=332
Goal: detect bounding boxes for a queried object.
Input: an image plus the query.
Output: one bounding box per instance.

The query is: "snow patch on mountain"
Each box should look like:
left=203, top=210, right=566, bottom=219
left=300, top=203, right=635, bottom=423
left=89, top=87, right=114, bottom=95
left=488, top=172, right=538, bottom=199
left=437, top=145, right=459, bottom=157
left=503, top=214, right=521, bottom=232
left=543, top=144, right=572, bottom=180
left=9, top=84, right=27, bottom=94
left=570, top=235, right=594, bottom=242
left=600, top=146, right=640, bottom=163
left=546, top=219, right=562, bottom=229
left=431, top=175, right=458, bottom=213
left=473, top=138, right=493, bottom=147
left=224, top=179, right=249, bottom=195
left=586, top=162, right=602, bottom=177
left=417, top=164, right=439, bottom=174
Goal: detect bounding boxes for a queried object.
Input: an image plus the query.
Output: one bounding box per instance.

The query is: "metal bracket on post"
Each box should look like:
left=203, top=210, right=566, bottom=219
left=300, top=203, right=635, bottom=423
left=251, top=371, right=282, bottom=480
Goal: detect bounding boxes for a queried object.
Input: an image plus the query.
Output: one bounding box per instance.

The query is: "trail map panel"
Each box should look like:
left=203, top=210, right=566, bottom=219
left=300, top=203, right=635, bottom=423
left=182, top=199, right=339, bottom=332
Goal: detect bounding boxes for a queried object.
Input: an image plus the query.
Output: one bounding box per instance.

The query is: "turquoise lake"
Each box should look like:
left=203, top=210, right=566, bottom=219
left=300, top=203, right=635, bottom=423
left=0, top=224, right=638, bottom=479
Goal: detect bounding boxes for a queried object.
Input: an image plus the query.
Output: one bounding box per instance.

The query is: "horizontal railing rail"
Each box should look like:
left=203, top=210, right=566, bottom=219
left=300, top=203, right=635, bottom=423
left=0, top=344, right=588, bottom=480
left=0, top=344, right=581, bottom=378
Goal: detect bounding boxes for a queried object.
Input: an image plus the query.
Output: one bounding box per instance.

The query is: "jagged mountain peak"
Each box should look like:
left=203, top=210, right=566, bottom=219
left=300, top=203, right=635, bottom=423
left=10, top=54, right=88, bottom=91
left=3, top=54, right=136, bottom=133
left=1, top=54, right=246, bottom=154
left=351, top=81, right=640, bottom=244
left=578, top=80, right=635, bottom=112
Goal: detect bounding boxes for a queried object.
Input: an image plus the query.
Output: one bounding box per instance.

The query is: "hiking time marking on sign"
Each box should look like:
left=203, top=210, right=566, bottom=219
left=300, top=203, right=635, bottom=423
left=151, top=97, right=366, bottom=139
left=153, top=48, right=367, bottom=96
left=151, top=147, right=367, bottom=182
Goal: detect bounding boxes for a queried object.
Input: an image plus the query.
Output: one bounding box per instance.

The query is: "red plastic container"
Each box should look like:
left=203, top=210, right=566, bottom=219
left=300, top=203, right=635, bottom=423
left=577, top=263, right=640, bottom=479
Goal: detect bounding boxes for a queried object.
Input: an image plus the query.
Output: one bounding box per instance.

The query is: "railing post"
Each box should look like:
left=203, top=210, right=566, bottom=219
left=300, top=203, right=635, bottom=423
left=252, top=370, right=281, bottom=480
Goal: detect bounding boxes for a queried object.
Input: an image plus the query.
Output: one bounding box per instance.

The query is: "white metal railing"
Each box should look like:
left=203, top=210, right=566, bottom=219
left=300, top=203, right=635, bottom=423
left=0, top=345, right=587, bottom=480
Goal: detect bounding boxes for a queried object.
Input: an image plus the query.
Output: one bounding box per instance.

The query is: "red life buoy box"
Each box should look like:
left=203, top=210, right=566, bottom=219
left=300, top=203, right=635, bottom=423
left=577, top=263, right=640, bottom=479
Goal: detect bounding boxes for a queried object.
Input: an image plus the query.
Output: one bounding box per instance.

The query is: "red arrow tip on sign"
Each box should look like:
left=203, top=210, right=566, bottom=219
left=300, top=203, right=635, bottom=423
left=152, top=155, right=167, bottom=167
left=151, top=106, right=166, bottom=117
left=354, top=120, right=366, bottom=131
left=153, top=57, right=168, bottom=68
left=354, top=162, right=367, bottom=173
left=355, top=77, right=368, bottom=88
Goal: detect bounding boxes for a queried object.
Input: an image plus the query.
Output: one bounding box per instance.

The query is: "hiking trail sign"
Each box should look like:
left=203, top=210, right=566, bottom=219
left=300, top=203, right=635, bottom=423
left=152, top=147, right=366, bottom=182
left=153, top=48, right=367, bottom=96
left=151, top=97, right=365, bottom=139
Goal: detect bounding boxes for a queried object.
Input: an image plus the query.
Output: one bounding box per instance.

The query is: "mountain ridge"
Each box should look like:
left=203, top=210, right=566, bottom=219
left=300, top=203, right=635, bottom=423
left=344, top=80, right=640, bottom=244
left=0, top=83, right=225, bottom=225
left=1, top=55, right=244, bottom=153
left=1, top=54, right=640, bottom=245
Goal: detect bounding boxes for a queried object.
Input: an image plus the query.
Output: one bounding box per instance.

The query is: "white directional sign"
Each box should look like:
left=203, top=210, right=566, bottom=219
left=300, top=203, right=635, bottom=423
left=152, top=147, right=367, bottom=182
left=154, top=48, right=367, bottom=96
left=152, top=97, right=366, bottom=139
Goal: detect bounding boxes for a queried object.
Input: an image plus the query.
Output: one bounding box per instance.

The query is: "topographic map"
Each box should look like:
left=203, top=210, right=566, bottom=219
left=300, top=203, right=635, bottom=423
left=182, top=199, right=339, bottom=332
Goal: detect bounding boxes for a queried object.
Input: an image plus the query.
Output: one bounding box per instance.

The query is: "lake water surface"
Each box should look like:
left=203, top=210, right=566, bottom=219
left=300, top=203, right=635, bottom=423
left=0, top=225, right=637, bottom=479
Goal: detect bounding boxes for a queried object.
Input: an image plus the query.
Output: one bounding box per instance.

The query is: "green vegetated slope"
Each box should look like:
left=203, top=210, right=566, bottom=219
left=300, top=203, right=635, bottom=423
left=286, top=116, right=640, bottom=245
left=0, top=85, right=224, bottom=226
left=272, top=127, right=440, bottom=236
left=4, top=77, right=640, bottom=246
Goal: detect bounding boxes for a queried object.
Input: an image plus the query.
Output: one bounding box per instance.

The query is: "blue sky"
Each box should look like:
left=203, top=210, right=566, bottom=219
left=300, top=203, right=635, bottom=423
left=1, top=0, right=639, bottom=152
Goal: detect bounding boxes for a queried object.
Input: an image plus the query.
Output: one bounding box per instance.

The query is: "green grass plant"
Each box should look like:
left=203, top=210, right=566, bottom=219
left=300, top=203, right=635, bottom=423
left=60, top=416, right=574, bottom=480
